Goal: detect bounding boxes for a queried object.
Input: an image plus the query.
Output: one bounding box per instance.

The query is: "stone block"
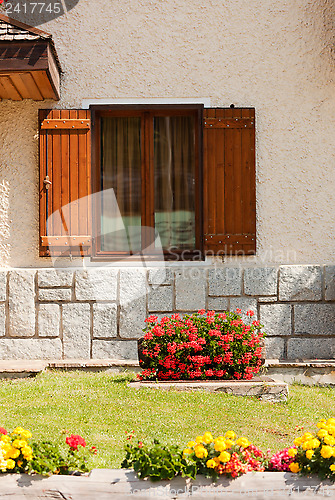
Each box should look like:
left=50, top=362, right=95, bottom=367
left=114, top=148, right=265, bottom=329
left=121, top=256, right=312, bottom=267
left=148, top=286, right=173, bottom=312
left=229, top=298, right=258, bottom=321
left=325, top=266, right=335, bottom=301
left=39, top=289, right=72, bottom=302
left=93, top=303, right=117, bottom=339
left=259, top=304, right=292, bottom=336
left=38, top=269, right=73, bottom=288
left=208, top=268, right=242, bottom=296
left=9, top=270, right=35, bottom=337
left=62, top=303, right=91, bottom=358
left=175, top=269, right=206, bottom=311
left=244, top=267, right=278, bottom=296
left=38, top=304, right=60, bottom=337
left=279, top=265, right=322, bottom=301
left=75, top=269, right=118, bottom=301
left=0, top=272, right=6, bottom=301
left=0, top=304, right=5, bottom=337
left=92, top=340, right=138, bottom=360
left=0, top=339, right=62, bottom=360
left=294, top=304, right=335, bottom=336
left=119, top=269, right=147, bottom=338
left=148, top=268, right=173, bottom=286
left=287, top=338, right=335, bottom=359
left=264, top=337, right=285, bottom=359
left=207, top=297, right=229, bottom=311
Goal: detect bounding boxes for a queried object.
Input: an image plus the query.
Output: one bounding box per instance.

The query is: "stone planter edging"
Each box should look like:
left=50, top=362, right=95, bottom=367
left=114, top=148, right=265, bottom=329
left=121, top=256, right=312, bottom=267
left=129, top=376, right=289, bottom=402
left=0, top=470, right=334, bottom=499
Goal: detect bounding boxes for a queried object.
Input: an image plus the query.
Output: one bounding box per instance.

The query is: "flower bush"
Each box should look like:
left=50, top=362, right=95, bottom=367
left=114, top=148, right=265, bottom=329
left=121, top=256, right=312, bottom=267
left=0, top=427, right=94, bottom=475
left=182, top=431, right=266, bottom=480
left=138, top=309, right=265, bottom=381
left=122, top=431, right=267, bottom=482
left=285, top=418, right=335, bottom=480
left=0, top=427, right=33, bottom=473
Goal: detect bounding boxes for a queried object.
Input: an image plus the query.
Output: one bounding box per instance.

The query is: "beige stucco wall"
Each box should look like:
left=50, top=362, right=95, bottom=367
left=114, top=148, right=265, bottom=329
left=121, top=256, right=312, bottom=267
left=0, top=0, right=334, bottom=267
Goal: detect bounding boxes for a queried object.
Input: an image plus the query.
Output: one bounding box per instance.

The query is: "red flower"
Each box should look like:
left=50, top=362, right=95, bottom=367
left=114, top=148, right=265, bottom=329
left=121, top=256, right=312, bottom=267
left=66, top=434, right=86, bottom=450
left=0, top=427, right=7, bottom=435
left=90, top=446, right=97, bottom=455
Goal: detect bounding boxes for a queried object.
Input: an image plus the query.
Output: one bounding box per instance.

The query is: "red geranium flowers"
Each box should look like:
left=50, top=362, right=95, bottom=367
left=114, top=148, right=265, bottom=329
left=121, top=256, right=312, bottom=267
left=138, top=310, right=265, bottom=381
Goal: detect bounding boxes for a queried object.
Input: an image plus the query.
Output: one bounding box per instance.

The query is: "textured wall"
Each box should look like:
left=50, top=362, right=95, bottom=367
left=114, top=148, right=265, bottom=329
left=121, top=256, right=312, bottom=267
left=0, top=0, right=335, bottom=267
left=0, top=265, right=334, bottom=360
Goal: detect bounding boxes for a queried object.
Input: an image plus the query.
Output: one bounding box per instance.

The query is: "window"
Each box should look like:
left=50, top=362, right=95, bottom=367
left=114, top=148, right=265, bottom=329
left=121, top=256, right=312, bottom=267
left=92, top=105, right=203, bottom=259
left=39, top=107, right=256, bottom=260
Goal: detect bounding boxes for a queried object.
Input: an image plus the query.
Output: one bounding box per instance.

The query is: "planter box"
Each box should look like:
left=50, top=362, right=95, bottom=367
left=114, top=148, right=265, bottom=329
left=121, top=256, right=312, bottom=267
left=129, top=376, right=289, bottom=402
left=0, top=470, right=334, bottom=499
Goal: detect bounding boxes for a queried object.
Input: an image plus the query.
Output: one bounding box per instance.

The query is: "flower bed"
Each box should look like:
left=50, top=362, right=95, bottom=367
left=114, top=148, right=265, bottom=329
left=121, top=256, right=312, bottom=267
left=122, top=418, right=335, bottom=483
left=0, top=426, right=95, bottom=475
left=138, top=309, right=265, bottom=381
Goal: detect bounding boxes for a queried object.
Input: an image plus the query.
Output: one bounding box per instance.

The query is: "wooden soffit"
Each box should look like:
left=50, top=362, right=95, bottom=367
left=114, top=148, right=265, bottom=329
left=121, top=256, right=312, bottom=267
left=0, top=13, right=61, bottom=101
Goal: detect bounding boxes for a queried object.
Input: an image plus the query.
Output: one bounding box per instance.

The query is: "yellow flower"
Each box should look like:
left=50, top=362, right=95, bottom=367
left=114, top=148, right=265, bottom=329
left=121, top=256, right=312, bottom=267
left=183, top=448, right=193, bottom=456
left=20, top=430, right=32, bottom=440
left=0, top=435, right=10, bottom=443
left=321, top=446, right=334, bottom=459
left=330, top=464, right=335, bottom=472
left=214, top=438, right=226, bottom=452
left=302, top=439, right=320, bottom=450
left=294, top=437, right=303, bottom=447
left=22, top=446, right=33, bottom=460
left=301, top=433, right=314, bottom=442
left=8, top=448, right=20, bottom=459
left=206, top=459, right=216, bottom=468
left=236, top=437, right=250, bottom=448
left=324, top=435, right=335, bottom=446
left=306, top=450, right=314, bottom=460
left=12, top=427, right=24, bottom=435
left=288, top=448, right=297, bottom=457
left=311, top=439, right=321, bottom=449
left=224, top=431, right=236, bottom=440
left=187, top=441, right=196, bottom=448
left=203, top=432, right=213, bottom=444
left=317, top=420, right=327, bottom=429
left=6, top=459, right=15, bottom=470
left=195, top=436, right=203, bottom=444
left=12, top=439, right=26, bottom=449
left=213, top=456, right=220, bottom=465
left=225, top=439, right=235, bottom=448
left=289, top=462, right=300, bottom=473
left=327, top=419, right=335, bottom=426
left=317, top=429, right=328, bottom=439
left=328, top=426, right=335, bottom=437
left=194, top=445, right=208, bottom=459
left=219, top=451, right=231, bottom=463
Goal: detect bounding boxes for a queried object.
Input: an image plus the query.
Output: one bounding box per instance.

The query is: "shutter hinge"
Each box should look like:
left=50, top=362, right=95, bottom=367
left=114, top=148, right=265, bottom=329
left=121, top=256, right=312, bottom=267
left=43, top=176, right=52, bottom=190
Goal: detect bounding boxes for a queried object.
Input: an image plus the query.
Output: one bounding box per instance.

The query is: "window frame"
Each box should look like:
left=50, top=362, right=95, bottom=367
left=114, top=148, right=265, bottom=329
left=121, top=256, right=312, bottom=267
left=90, top=104, right=204, bottom=261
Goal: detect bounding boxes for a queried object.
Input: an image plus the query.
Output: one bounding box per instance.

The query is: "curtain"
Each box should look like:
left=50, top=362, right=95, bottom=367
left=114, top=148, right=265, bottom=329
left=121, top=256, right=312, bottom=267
left=154, top=116, right=196, bottom=249
left=101, top=117, right=141, bottom=252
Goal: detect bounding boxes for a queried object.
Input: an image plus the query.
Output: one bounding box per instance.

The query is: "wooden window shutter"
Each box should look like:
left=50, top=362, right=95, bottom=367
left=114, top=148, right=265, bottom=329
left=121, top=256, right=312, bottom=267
left=39, top=109, right=92, bottom=257
left=203, top=108, right=256, bottom=255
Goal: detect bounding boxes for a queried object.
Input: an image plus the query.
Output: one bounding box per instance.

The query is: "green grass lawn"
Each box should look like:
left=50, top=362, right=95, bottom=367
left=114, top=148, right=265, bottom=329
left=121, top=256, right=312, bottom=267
left=0, top=370, right=334, bottom=469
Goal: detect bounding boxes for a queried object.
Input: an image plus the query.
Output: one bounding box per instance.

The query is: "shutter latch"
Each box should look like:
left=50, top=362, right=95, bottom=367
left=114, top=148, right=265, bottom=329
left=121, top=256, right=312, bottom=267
left=43, top=176, right=52, bottom=190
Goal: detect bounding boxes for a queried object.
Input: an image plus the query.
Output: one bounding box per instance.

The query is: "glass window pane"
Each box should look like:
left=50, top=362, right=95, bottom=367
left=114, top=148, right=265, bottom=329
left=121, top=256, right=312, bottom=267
left=154, top=115, right=196, bottom=250
left=101, top=117, right=142, bottom=252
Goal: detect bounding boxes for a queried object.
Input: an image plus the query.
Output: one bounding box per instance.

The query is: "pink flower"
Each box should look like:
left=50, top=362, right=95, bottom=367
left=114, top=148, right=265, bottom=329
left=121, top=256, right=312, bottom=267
left=0, top=427, right=7, bottom=435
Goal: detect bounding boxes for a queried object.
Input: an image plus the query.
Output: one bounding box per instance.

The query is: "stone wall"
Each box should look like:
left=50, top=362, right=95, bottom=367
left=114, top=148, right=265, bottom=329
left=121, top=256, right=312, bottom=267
left=0, top=265, right=334, bottom=361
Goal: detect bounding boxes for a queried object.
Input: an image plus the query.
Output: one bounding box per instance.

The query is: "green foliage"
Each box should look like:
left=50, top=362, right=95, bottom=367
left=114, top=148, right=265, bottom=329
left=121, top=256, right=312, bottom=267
left=121, top=437, right=196, bottom=481
left=28, top=441, right=89, bottom=476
